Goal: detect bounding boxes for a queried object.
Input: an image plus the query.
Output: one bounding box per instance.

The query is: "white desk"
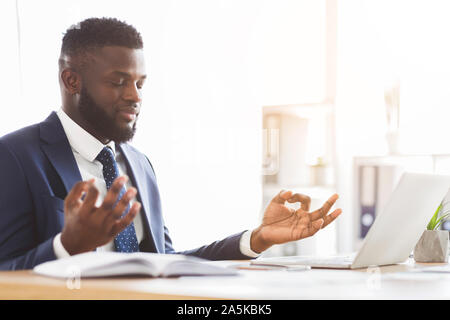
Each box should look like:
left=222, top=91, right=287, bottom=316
left=0, top=259, right=449, bottom=300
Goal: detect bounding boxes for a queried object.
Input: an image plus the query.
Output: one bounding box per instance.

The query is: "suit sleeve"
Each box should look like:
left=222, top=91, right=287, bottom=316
left=163, top=226, right=251, bottom=260
left=0, top=141, right=56, bottom=270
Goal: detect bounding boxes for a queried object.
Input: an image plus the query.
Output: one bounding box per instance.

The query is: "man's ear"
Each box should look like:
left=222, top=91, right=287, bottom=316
left=60, top=68, right=81, bottom=95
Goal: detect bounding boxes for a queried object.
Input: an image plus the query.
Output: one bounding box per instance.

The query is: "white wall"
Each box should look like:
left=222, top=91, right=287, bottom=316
left=335, top=0, right=450, bottom=252
left=0, top=0, right=22, bottom=136
left=133, top=1, right=264, bottom=249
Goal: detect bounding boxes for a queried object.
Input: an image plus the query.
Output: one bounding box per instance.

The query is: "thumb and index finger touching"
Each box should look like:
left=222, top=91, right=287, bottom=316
left=272, top=189, right=341, bottom=217
left=271, top=190, right=312, bottom=211
left=64, top=176, right=138, bottom=216
left=64, top=178, right=96, bottom=210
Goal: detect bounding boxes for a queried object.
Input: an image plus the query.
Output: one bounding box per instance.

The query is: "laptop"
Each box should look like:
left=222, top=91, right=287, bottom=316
left=251, top=172, right=450, bottom=269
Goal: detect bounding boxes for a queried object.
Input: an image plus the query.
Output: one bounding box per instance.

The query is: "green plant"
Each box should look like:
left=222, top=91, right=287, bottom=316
left=427, top=202, right=450, bottom=230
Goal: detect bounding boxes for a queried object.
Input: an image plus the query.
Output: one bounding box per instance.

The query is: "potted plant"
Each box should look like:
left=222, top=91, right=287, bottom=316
left=413, top=203, right=450, bottom=263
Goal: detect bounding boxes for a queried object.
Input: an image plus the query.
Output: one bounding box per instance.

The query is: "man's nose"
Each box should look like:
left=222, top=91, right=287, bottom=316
left=122, top=83, right=142, bottom=104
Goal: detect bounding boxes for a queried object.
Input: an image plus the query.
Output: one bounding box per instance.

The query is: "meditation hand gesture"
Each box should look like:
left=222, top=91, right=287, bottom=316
left=61, top=177, right=141, bottom=255
left=250, top=191, right=342, bottom=253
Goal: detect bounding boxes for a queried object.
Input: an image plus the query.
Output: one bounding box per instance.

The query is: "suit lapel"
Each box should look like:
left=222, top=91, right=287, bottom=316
left=117, top=143, right=161, bottom=253
left=40, top=112, right=83, bottom=196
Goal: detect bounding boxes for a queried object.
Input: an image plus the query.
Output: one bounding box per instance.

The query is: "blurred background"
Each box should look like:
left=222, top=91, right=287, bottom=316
left=2, top=0, right=450, bottom=256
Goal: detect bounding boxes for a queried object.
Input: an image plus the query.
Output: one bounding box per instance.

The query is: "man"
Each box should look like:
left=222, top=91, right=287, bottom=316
left=0, top=18, right=341, bottom=270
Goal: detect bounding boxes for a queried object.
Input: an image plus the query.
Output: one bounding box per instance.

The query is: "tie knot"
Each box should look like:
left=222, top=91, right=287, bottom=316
left=96, top=147, right=115, bottom=166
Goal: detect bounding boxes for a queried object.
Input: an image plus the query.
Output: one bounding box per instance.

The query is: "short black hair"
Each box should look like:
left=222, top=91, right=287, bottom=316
left=60, top=17, right=143, bottom=64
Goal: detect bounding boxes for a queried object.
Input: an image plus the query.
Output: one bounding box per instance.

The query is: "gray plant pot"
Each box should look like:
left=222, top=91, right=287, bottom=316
left=414, top=230, right=449, bottom=263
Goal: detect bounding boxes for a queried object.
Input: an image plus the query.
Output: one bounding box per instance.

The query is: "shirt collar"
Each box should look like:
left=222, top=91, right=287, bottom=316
left=56, top=107, right=116, bottom=162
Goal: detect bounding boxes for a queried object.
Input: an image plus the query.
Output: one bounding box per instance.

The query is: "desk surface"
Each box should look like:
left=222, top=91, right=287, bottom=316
left=1, top=259, right=449, bottom=300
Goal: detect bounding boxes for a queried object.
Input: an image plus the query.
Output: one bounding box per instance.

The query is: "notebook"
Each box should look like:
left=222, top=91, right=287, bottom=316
left=252, top=172, right=450, bottom=269
left=33, top=251, right=237, bottom=278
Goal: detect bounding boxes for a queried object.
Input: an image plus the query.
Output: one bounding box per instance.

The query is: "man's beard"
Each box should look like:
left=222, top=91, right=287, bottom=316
left=78, top=87, right=137, bottom=144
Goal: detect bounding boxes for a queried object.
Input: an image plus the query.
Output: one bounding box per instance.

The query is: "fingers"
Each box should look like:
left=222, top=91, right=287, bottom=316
left=110, top=202, right=141, bottom=236
left=80, top=181, right=100, bottom=211
left=299, top=219, right=324, bottom=239
left=111, top=187, right=137, bottom=219
left=65, top=179, right=95, bottom=211
left=271, top=191, right=311, bottom=211
left=100, top=176, right=129, bottom=211
left=293, top=207, right=342, bottom=240
left=72, top=175, right=137, bottom=223
left=271, top=190, right=293, bottom=204
left=321, top=208, right=342, bottom=229
left=309, top=193, right=339, bottom=221
left=97, top=176, right=138, bottom=225
left=286, top=193, right=311, bottom=211
left=63, top=176, right=142, bottom=252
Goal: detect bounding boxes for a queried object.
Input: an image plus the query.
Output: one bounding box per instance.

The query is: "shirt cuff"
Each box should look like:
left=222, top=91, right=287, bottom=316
left=53, top=233, right=71, bottom=259
left=239, top=230, right=261, bottom=258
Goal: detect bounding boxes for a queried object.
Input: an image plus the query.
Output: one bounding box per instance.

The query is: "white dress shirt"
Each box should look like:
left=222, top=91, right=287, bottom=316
left=53, top=108, right=259, bottom=258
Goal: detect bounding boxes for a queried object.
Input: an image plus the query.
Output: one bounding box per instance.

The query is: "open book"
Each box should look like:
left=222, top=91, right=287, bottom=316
left=33, top=251, right=237, bottom=278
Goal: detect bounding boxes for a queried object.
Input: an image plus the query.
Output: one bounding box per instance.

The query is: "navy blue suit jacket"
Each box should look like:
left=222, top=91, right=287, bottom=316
left=0, top=112, right=249, bottom=270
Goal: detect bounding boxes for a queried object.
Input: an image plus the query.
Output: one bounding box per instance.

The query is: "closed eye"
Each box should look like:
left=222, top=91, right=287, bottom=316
left=110, top=81, right=125, bottom=87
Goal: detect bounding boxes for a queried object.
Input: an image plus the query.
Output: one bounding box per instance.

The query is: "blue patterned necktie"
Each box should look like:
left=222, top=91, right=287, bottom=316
left=96, top=146, right=139, bottom=253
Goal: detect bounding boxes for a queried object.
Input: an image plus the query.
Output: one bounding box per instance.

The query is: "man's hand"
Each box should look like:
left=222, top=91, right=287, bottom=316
left=60, top=176, right=141, bottom=255
left=250, top=190, right=342, bottom=253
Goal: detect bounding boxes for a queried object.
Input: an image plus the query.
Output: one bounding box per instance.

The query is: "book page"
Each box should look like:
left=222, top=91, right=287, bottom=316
left=33, top=252, right=237, bottom=278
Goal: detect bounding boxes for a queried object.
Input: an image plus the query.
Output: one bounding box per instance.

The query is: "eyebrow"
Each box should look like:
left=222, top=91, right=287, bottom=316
left=107, top=71, right=147, bottom=80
